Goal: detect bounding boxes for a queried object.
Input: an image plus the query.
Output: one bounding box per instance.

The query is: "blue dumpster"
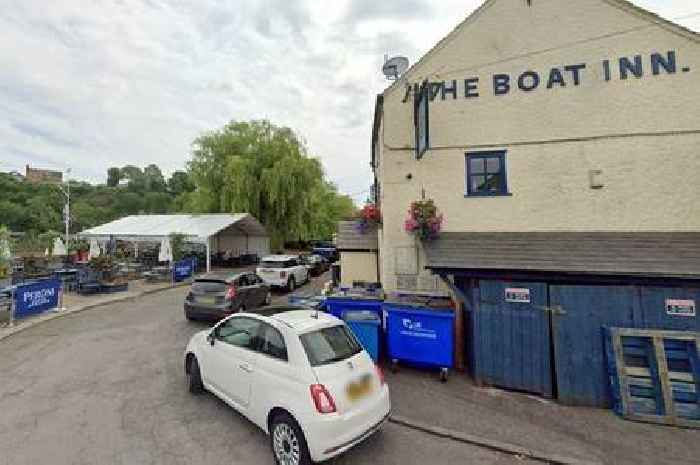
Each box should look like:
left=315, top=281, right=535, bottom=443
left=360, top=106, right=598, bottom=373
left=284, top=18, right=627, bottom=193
left=345, top=311, right=381, bottom=362
left=325, top=296, right=382, bottom=321
left=383, top=303, right=455, bottom=381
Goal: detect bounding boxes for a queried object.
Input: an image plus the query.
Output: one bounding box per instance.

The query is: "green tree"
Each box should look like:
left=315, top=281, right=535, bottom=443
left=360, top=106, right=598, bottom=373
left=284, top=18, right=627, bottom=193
left=188, top=120, right=357, bottom=248
left=304, top=181, right=356, bottom=239
left=107, top=167, right=121, bottom=187
left=143, top=164, right=167, bottom=192
left=167, top=171, right=193, bottom=196
left=144, top=192, right=173, bottom=213
left=0, top=166, right=182, bottom=237
left=120, top=165, right=146, bottom=192
left=0, top=225, right=11, bottom=279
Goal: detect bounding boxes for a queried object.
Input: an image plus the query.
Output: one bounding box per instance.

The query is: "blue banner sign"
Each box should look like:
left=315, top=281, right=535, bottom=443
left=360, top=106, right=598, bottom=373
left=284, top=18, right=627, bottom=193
left=14, top=279, right=61, bottom=319
left=173, top=258, right=196, bottom=282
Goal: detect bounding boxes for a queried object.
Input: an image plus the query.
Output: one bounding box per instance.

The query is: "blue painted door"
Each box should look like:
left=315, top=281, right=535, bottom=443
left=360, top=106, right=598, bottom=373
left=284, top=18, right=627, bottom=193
left=639, top=287, right=699, bottom=331
left=549, top=285, right=638, bottom=407
left=474, top=280, right=552, bottom=396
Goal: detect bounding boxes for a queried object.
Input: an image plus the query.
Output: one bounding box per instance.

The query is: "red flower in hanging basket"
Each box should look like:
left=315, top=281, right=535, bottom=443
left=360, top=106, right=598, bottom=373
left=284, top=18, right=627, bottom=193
left=404, top=199, right=443, bottom=241
left=360, top=204, right=381, bottom=222
left=354, top=203, right=382, bottom=234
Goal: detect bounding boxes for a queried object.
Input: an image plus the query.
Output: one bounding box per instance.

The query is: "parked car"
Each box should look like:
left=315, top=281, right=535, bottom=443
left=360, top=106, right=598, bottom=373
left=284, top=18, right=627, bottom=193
left=311, top=245, right=338, bottom=263
left=184, top=272, right=271, bottom=322
left=184, top=308, right=390, bottom=464
left=257, top=255, right=309, bottom=292
left=300, top=254, right=328, bottom=277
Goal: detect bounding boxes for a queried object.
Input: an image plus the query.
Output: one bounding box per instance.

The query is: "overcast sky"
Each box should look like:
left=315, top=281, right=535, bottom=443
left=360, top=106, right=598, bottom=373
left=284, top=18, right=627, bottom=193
left=1, top=0, right=698, bottom=203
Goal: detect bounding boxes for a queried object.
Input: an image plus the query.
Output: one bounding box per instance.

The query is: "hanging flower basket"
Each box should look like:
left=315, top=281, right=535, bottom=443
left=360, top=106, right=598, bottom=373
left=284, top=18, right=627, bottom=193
left=354, top=203, right=381, bottom=235
left=404, top=199, right=443, bottom=241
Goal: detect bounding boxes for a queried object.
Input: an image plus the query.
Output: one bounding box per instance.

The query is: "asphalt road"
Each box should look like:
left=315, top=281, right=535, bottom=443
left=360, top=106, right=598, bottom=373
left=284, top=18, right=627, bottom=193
left=0, top=277, right=534, bottom=465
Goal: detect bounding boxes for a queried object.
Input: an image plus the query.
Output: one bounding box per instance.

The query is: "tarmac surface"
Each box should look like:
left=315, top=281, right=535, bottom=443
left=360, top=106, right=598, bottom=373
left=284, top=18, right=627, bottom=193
left=0, top=275, right=538, bottom=465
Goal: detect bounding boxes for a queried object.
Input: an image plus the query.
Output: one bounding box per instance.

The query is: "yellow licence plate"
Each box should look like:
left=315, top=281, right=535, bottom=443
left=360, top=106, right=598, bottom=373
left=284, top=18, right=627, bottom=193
left=346, top=375, right=373, bottom=401
left=198, top=296, right=216, bottom=304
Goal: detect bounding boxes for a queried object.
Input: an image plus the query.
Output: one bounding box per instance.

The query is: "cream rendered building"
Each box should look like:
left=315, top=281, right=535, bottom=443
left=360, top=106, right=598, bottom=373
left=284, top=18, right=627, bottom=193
left=372, top=0, right=700, bottom=293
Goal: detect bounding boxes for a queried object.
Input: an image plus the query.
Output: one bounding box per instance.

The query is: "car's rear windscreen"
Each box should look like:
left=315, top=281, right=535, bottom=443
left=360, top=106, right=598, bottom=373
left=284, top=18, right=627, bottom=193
left=191, top=280, right=227, bottom=293
left=300, top=325, right=362, bottom=367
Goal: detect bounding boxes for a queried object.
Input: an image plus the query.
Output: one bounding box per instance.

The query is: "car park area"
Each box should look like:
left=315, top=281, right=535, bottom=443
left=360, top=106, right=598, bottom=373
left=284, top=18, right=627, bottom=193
left=1, top=274, right=699, bottom=465
left=0, top=277, right=545, bottom=465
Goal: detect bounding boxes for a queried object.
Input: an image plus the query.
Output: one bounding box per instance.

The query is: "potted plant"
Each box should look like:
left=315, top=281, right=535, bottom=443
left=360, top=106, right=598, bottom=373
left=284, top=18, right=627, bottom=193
left=89, top=255, right=115, bottom=281
left=404, top=199, right=444, bottom=241
left=69, top=239, right=90, bottom=263
left=354, top=203, right=382, bottom=234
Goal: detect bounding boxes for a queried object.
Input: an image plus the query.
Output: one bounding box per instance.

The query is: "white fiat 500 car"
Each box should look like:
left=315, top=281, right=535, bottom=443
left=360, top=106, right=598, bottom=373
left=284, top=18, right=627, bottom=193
left=184, top=307, right=390, bottom=465
left=257, top=255, right=309, bottom=292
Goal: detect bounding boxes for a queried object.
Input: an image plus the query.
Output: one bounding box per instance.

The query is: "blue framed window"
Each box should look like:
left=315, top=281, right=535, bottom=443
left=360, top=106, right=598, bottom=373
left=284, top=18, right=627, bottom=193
left=465, top=151, right=509, bottom=196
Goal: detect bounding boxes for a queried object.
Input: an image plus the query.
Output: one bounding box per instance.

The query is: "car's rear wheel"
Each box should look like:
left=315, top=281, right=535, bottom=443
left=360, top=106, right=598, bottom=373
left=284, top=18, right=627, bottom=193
left=270, top=412, right=311, bottom=465
left=287, top=277, right=296, bottom=292
left=187, top=356, right=204, bottom=394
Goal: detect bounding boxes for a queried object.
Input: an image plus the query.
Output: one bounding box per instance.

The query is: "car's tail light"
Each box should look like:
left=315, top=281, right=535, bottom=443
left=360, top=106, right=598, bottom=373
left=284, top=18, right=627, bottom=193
left=225, top=286, right=237, bottom=300
left=310, top=384, right=337, bottom=414
left=375, top=365, right=386, bottom=385
left=280, top=271, right=287, bottom=278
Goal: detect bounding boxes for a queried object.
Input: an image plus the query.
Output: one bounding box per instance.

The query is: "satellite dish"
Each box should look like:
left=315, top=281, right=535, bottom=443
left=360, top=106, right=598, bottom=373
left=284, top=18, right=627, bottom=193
left=382, top=55, right=410, bottom=80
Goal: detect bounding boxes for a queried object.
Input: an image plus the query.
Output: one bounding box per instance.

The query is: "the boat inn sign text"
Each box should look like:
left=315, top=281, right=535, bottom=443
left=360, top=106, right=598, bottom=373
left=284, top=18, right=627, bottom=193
left=402, top=51, right=691, bottom=102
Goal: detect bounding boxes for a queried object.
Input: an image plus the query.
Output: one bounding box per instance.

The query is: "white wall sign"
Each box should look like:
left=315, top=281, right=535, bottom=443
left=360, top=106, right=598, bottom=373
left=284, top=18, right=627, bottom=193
left=665, top=299, right=696, bottom=317
left=505, top=288, right=531, bottom=303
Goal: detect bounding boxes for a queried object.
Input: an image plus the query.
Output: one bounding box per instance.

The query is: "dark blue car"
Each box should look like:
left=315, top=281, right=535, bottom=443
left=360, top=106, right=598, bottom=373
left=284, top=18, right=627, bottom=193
left=311, top=246, right=338, bottom=263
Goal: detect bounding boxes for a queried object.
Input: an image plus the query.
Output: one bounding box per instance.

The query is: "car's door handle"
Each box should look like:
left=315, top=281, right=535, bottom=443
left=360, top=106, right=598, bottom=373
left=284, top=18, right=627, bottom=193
left=239, top=363, right=253, bottom=373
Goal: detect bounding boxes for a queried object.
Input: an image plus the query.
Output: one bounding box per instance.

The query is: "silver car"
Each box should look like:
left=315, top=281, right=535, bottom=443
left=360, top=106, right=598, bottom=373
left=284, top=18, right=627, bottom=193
left=184, top=272, right=272, bottom=322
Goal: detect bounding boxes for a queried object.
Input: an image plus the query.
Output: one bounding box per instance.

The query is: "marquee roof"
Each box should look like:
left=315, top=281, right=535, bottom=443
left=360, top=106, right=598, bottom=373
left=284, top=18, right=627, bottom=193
left=79, top=214, right=267, bottom=243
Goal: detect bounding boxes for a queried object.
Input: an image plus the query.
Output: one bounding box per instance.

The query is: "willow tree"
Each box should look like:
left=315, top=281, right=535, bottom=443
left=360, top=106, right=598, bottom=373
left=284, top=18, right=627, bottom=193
left=187, top=120, right=355, bottom=249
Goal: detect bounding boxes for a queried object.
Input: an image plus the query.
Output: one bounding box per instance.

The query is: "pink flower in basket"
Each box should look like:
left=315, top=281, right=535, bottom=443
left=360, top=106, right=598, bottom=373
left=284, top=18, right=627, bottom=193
left=404, top=199, right=443, bottom=240
left=404, top=217, right=419, bottom=232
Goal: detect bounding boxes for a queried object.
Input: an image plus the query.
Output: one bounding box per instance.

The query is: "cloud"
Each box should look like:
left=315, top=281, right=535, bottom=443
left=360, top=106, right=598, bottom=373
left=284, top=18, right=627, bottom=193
left=344, top=0, right=432, bottom=23
left=11, top=122, right=79, bottom=148
left=0, top=0, right=696, bottom=204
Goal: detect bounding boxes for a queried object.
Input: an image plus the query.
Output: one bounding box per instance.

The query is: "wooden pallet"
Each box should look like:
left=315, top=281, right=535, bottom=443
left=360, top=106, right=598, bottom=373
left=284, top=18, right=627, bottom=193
left=605, top=327, right=699, bottom=428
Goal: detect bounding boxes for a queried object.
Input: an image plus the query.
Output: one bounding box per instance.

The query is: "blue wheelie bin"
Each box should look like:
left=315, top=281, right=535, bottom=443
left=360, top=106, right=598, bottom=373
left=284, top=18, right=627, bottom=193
left=344, top=310, right=381, bottom=362
left=383, top=302, right=455, bottom=381
left=325, top=296, right=382, bottom=321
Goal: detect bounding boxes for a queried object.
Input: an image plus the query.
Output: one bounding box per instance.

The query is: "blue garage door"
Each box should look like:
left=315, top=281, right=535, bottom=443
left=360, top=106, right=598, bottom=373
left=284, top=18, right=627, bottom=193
left=474, top=280, right=552, bottom=397
left=549, top=285, right=638, bottom=407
